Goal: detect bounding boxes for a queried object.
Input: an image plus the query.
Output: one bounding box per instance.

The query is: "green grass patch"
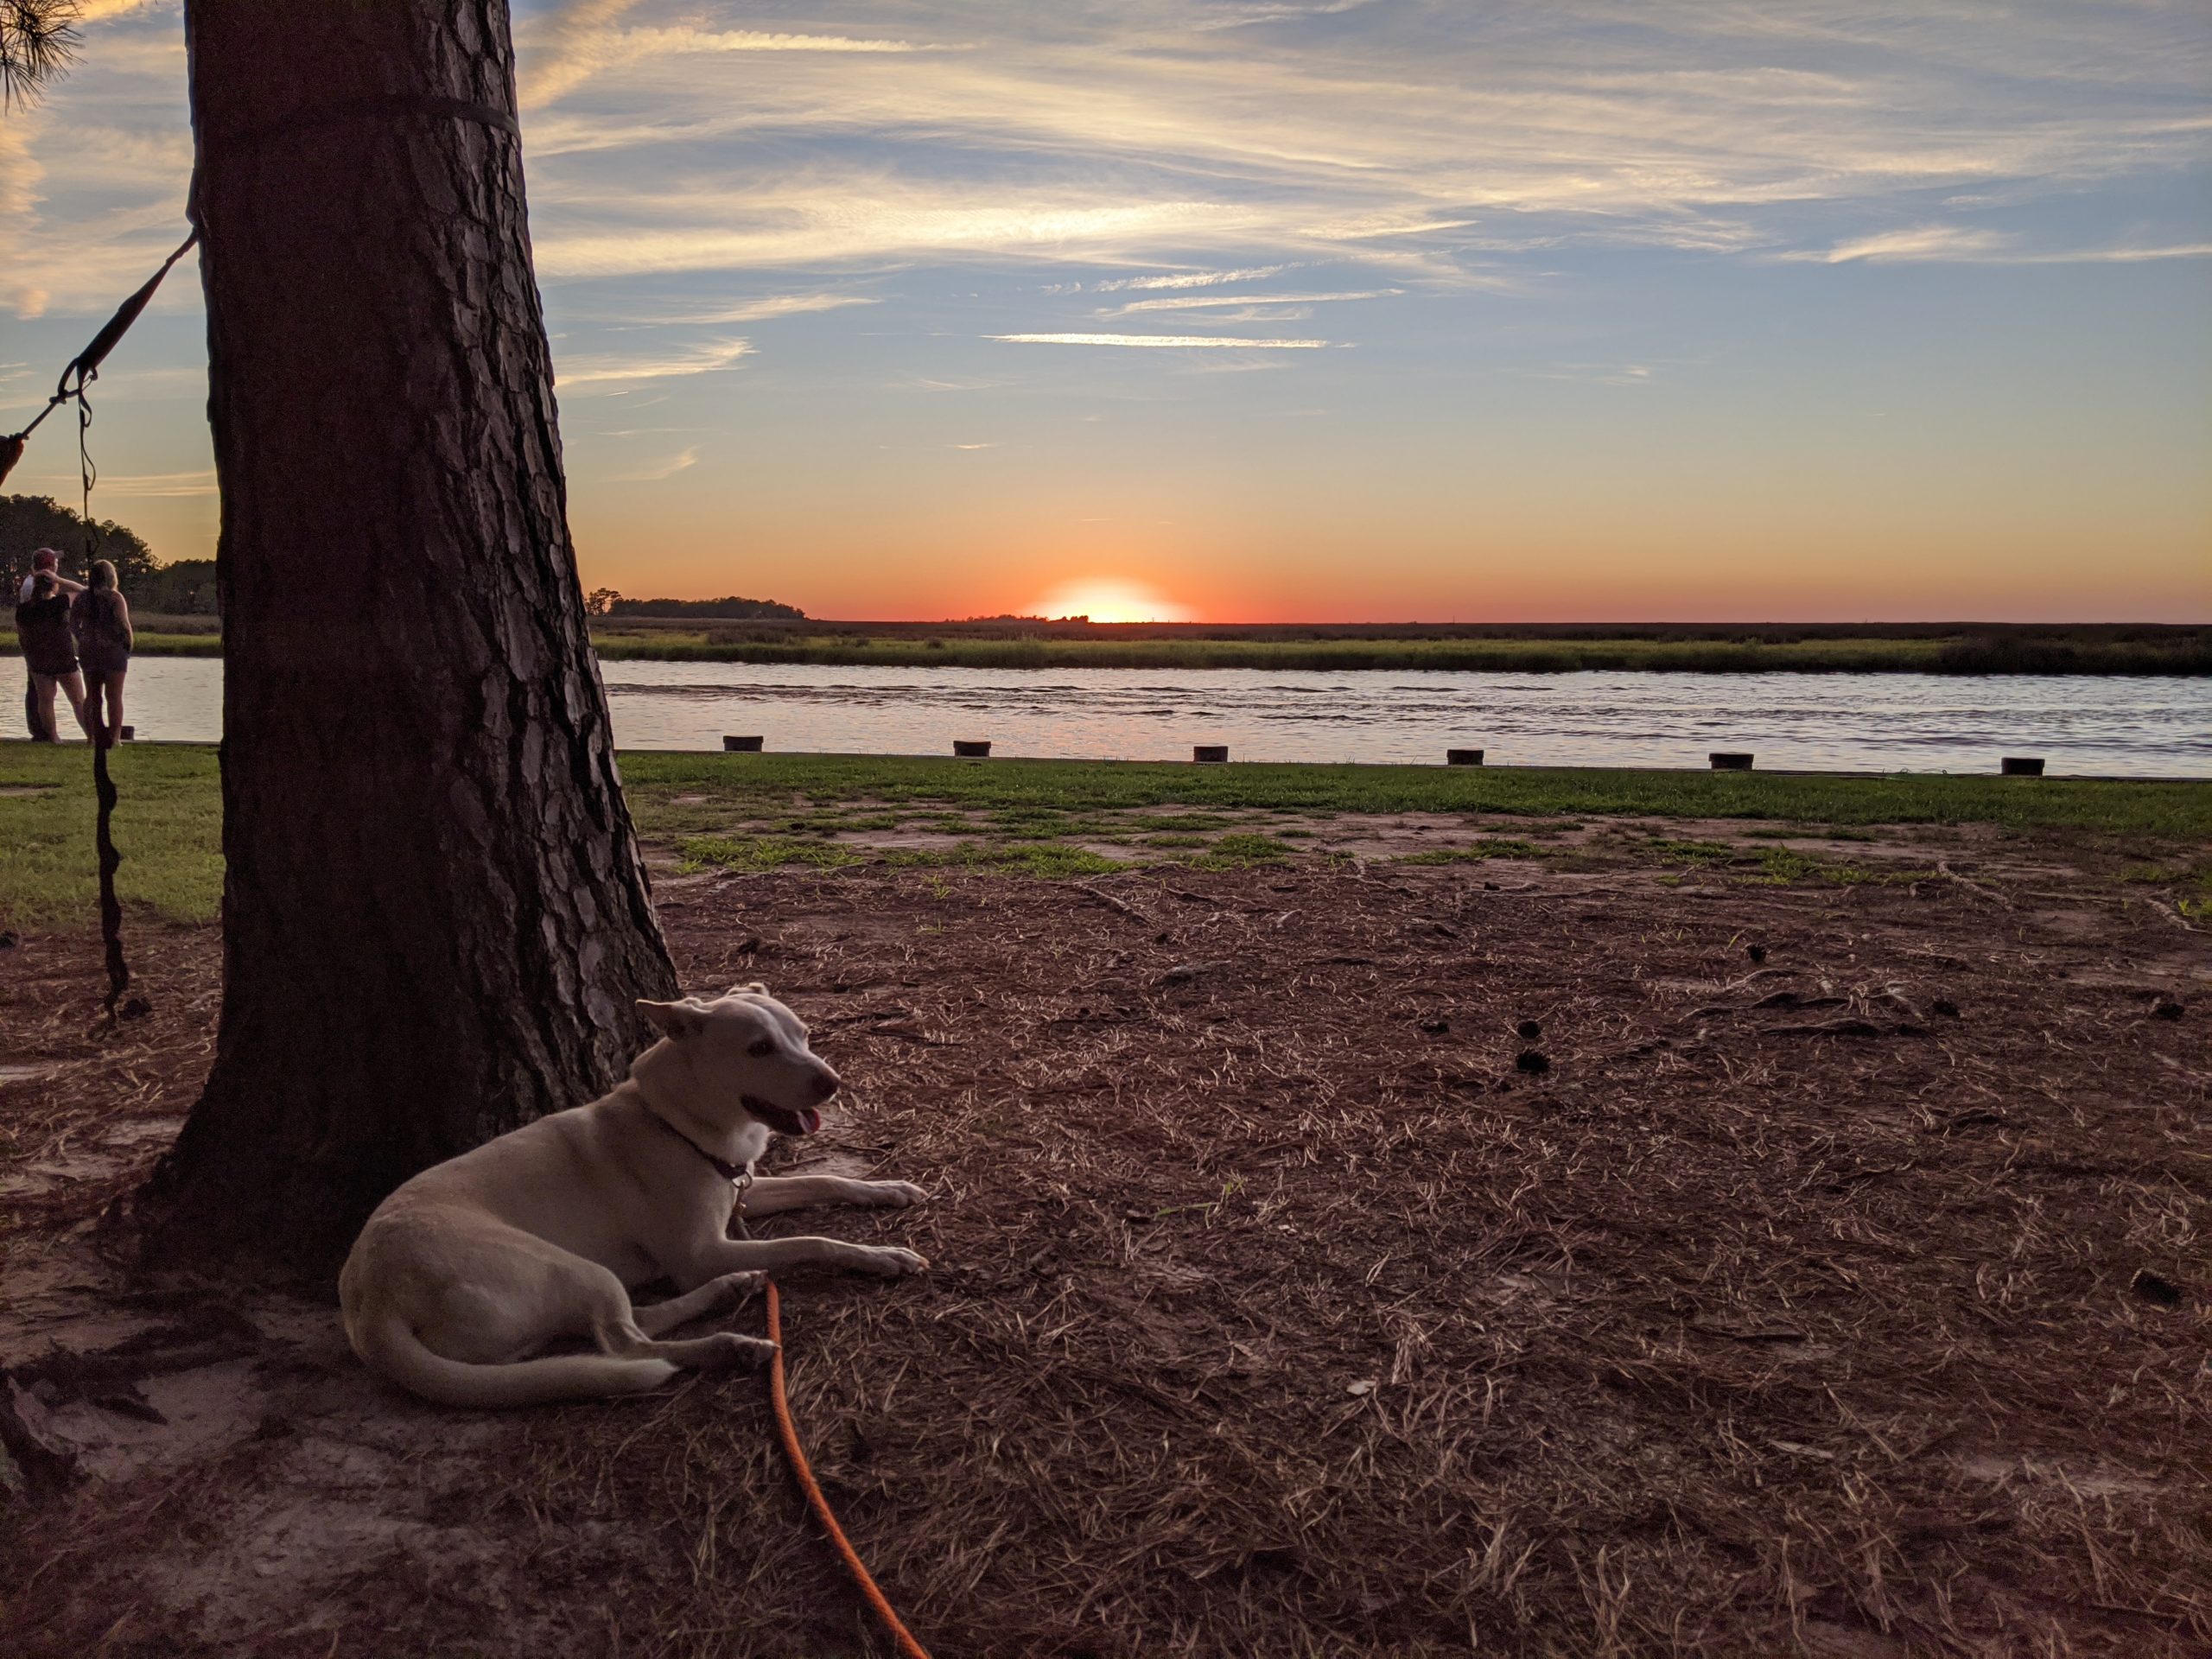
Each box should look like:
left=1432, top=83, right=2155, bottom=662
left=1120, top=811, right=1247, bottom=832
left=1187, top=833, right=1291, bottom=869
left=1745, top=848, right=1934, bottom=887
left=677, top=835, right=865, bottom=872
left=884, top=841, right=1128, bottom=878
left=1398, top=838, right=1552, bottom=865
left=1643, top=838, right=1739, bottom=865
left=2117, top=863, right=2193, bottom=884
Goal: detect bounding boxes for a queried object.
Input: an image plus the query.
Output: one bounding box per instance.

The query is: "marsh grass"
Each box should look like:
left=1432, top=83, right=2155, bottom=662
left=579, top=629, right=2212, bottom=676
left=50, top=620, right=2210, bottom=673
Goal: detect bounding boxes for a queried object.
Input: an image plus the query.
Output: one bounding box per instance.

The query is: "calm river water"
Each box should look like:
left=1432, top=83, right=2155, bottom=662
left=98, top=658, right=2210, bottom=775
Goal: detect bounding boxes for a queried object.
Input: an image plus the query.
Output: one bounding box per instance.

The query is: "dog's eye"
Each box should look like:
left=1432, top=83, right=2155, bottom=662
left=748, top=1039, right=773, bottom=1058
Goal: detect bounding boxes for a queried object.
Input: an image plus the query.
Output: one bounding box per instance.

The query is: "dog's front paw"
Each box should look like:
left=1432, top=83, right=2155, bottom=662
left=708, top=1270, right=766, bottom=1310
left=692, top=1332, right=777, bottom=1372
left=866, top=1180, right=929, bottom=1209
left=857, top=1246, right=929, bottom=1277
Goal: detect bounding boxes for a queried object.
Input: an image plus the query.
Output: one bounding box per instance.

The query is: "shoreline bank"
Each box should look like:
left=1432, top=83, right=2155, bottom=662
left=8, top=630, right=2208, bottom=676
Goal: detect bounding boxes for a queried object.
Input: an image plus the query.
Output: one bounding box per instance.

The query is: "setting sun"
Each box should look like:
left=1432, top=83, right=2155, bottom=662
left=1031, top=578, right=1196, bottom=624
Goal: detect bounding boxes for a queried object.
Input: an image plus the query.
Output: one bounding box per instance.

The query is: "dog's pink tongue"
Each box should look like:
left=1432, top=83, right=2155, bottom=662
left=798, top=1107, right=822, bottom=1135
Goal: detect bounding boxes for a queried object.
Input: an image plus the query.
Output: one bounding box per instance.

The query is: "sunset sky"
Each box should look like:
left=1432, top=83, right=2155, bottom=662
left=3, top=0, right=2208, bottom=621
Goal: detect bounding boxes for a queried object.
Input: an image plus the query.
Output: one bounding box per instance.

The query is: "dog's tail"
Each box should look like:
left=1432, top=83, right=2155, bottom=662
left=353, top=1316, right=678, bottom=1409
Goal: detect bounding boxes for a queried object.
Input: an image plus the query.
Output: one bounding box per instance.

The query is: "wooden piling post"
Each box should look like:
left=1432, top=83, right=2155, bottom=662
left=2000, top=756, right=2045, bottom=777
left=1192, top=745, right=1229, bottom=764
left=1446, top=748, right=1484, bottom=766
left=1709, top=752, right=1754, bottom=772
left=722, top=734, right=763, bottom=752
left=953, top=740, right=992, bottom=758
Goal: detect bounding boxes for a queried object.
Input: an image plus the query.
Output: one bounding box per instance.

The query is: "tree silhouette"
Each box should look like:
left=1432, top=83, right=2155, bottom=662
left=144, top=0, right=680, bottom=1265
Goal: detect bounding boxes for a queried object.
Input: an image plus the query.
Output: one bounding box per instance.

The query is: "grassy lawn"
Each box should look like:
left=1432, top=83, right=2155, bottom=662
left=5, top=742, right=2207, bottom=926
left=0, top=744, right=224, bottom=925
left=620, top=751, right=2212, bottom=836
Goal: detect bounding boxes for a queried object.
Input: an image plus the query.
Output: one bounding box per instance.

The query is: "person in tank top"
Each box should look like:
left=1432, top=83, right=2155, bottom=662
left=72, top=558, right=135, bottom=748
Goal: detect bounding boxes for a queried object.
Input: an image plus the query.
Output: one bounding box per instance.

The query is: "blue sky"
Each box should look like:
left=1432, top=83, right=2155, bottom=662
left=3, top=0, right=2207, bottom=620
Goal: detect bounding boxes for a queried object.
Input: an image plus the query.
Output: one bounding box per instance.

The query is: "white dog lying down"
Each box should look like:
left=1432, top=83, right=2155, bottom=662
left=339, top=986, right=926, bottom=1408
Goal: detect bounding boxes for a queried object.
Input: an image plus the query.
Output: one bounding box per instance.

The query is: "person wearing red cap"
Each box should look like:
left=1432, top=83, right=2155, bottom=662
left=16, top=546, right=84, bottom=606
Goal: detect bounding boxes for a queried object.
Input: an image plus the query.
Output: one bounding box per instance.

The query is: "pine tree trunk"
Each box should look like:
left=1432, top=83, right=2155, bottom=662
left=146, top=0, right=679, bottom=1267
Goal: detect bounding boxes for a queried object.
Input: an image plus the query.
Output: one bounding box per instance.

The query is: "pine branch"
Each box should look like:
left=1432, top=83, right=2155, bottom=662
left=0, top=0, right=81, bottom=111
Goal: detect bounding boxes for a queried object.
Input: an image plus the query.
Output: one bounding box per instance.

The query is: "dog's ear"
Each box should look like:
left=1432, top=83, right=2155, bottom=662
left=726, top=981, right=769, bottom=998
left=637, top=998, right=707, bottom=1039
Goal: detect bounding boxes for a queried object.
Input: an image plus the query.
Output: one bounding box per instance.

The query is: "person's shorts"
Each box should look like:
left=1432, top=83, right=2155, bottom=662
left=24, top=649, right=79, bottom=677
left=79, top=650, right=130, bottom=676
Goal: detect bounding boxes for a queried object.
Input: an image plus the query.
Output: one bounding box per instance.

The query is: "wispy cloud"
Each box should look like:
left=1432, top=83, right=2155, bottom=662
left=79, top=469, right=217, bottom=498
left=1193, top=0, right=1379, bottom=29
left=1785, top=228, right=2212, bottom=265
left=605, top=445, right=700, bottom=482
left=521, top=3, right=942, bottom=111
left=518, top=0, right=651, bottom=112
left=1107, top=288, right=1395, bottom=316
left=1784, top=226, right=2014, bottom=264
left=1094, top=266, right=1294, bottom=292
left=554, top=336, right=755, bottom=387
left=532, top=194, right=1254, bottom=279
left=674, top=293, right=880, bottom=324
left=988, top=333, right=1335, bottom=349
left=508, top=1, right=2212, bottom=296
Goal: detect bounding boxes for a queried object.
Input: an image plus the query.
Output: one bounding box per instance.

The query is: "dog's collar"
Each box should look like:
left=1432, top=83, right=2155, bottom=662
left=645, top=1103, right=752, bottom=1186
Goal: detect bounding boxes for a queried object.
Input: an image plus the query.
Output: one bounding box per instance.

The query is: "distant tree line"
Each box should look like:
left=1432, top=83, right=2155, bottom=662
left=586, top=588, right=805, bottom=620
left=1, top=494, right=219, bottom=613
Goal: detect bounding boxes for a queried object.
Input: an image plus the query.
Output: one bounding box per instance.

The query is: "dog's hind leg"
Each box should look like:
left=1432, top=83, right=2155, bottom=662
left=595, top=1317, right=775, bottom=1372
left=632, top=1271, right=765, bottom=1337
left=572, top=1261, right=774, bottom=1372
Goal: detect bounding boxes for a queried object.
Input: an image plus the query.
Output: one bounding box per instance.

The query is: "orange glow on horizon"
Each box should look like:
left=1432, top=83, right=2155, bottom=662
left=1029, top=577, right=1198, bottom=624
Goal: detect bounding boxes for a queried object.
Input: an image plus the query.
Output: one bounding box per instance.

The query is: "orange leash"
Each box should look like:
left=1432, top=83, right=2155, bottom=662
left=764, top=1279, right=935, bottom=1659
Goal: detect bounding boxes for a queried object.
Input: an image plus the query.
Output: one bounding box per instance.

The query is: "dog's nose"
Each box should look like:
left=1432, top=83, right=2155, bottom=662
left=809, top=1067, right=839, bottom=1103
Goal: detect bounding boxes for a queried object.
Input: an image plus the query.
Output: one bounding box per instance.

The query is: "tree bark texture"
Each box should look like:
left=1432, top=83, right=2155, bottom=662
left=148, top=0, right=679, bottom=1266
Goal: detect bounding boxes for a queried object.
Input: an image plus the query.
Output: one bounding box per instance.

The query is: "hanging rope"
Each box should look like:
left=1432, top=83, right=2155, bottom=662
left=3, top=226, right=194, bottom=1022
left=91, top=722, right=128, bottom=1017
left=0, top=226, right=197, bottom=491
left=68, top=290, right=130, bottom=1020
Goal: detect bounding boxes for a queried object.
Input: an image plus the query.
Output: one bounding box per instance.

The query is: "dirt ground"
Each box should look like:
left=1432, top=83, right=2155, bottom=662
left=2, top=816, right=2207, bottom=1657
